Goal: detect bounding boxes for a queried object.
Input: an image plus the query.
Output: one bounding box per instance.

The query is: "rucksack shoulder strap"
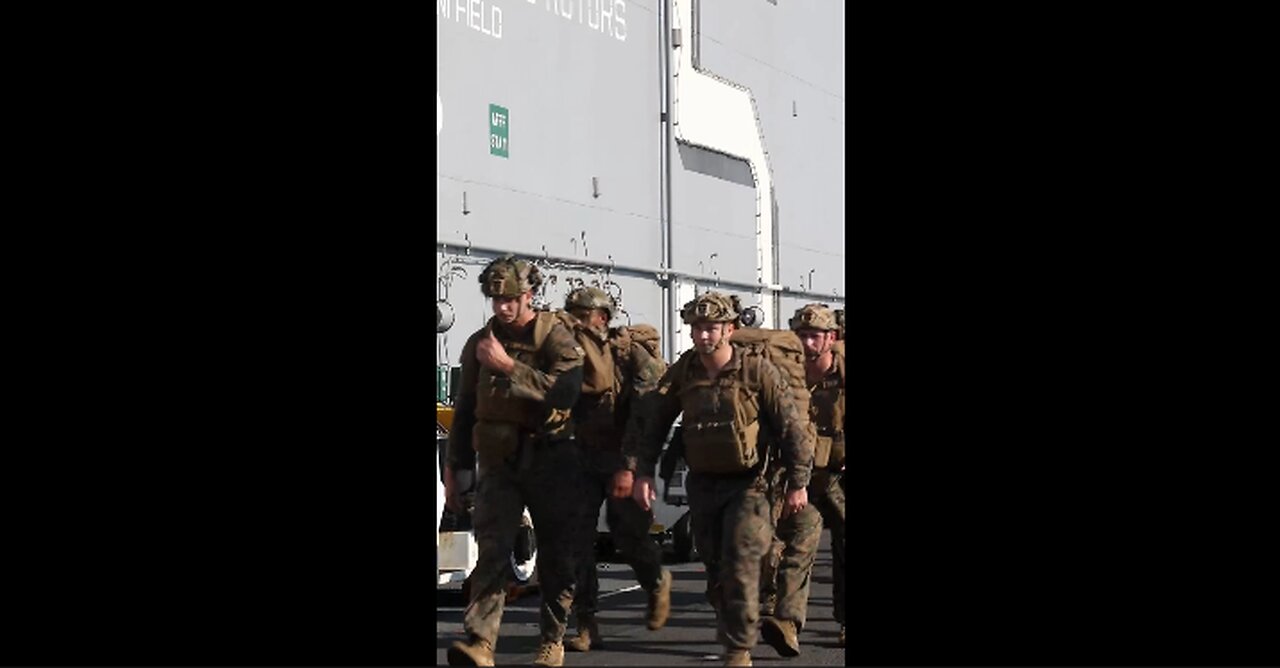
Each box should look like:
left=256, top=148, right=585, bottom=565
left=668, top=348, right=705, bottom=392
left=532, top=310, right=577, bottom=350
left=830, top=340, right=846, bottom=387
left=729, top=341, right=769, bottom=390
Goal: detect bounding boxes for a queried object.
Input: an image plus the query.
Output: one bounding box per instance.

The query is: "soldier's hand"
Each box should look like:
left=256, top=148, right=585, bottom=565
left=781, top=486, right=808, bottom=519
left=611, top=470, right=635, bottom=499
left=443, top=465, right=462, bottom=513
left=632, top=476, right=657, bottom=511
left=476, top=330, right=515, bottom=373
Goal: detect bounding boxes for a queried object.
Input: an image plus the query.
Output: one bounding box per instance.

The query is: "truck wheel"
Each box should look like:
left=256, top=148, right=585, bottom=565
left=672, top=510, right=698, bottom=563
left=510, top=509, right=538, bottom=584
left=511, top=522, right=538, bottom=584
left=595, top=533, right=617, bottom=562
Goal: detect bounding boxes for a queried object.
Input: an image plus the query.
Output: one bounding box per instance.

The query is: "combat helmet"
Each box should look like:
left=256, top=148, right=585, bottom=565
left=788, top=303, right=839, bottom=332
left=478, top=255, right=543, bottom=298
left=564, top=286, right=616, bottom=320
left=680, top=291, right=741, bottom=324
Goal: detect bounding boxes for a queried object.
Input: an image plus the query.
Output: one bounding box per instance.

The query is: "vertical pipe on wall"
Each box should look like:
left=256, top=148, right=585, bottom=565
left=660, top=0, right=676, bottom=360
left=772, top=187, right=782, bottom=328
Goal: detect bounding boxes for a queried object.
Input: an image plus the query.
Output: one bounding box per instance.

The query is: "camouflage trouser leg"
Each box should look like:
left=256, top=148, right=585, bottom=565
left=573, top=473, right=607, bottom=617
left=758, top=482, right=788, bottom=616
left=465, top=440, right=592, bottom=644
left=759, top=530, right=784, bottom=615
left=462, top=461, right=524, bottom=647
left=573, top=466, right=663, bottom=617
left=689, top=475, right=773, bottom=652
left=811, top=470, right=845, bottom=624
left=607, top=494, right=663, bottom=591
left=773, top=501, right=822, bottom=630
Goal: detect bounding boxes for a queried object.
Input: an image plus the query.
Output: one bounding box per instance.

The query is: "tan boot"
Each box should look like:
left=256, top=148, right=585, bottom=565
left=724, top=648, right=753, bottom=666
left=646, top=570, right=673, bottom=630
left=565, top=614, right=603, bottom=652
left=446, top=636, right=495, bottom=667
left=839, top=625, right=845, bottom=647
left=532, top=640, right=565, bottom=667
left=760, top=617, right=800, bottom=657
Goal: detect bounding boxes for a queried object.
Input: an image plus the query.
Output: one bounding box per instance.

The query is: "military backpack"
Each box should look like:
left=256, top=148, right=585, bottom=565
left=566, top=316, right=667, bottom=441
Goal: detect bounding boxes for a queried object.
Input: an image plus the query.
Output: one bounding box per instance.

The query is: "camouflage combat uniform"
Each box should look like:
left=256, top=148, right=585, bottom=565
left=571, top=321, right=669, bottom=628
left=761, top=304, right=846, bottom=645
left=804, top=361, right=845, bottom=630
left=760, top=450, right=824, bottom=630
left=446, top=283, right=593, bottom=660
left=623, top=315, right=814, bottom=657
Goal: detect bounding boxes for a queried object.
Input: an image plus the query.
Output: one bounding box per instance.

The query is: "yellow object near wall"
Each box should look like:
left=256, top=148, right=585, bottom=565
left=437, top=403, right=456, bottom=432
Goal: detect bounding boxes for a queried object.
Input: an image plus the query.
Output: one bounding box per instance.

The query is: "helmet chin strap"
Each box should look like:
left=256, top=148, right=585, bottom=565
left=806, top=338, right=834, bottom=362
left=711, top=323, right=731, bottom=351
left=803, top=337, right=829, bottom=361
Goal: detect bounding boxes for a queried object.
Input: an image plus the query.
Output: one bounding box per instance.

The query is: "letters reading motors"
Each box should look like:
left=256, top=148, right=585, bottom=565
left=438, top=1, right=628, bottom=43
left=530, top=0, right=628, bottom=42
left=439, top=0, right=504, bottom=39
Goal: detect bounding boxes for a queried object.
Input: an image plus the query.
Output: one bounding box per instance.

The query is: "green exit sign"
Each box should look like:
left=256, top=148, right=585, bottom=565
left=489, top=104, right=509, bottom=158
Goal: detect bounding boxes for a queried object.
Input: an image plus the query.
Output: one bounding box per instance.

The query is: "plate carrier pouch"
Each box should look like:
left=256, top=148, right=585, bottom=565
left=673, top=328, right=814, bottom=475
left=810, top=339, right=846, bottom=468
left=472, top=310, right=577, bottom=467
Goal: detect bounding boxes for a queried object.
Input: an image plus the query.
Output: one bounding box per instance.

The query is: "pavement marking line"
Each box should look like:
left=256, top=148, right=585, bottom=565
left=598, top=584, right=642, bottom=599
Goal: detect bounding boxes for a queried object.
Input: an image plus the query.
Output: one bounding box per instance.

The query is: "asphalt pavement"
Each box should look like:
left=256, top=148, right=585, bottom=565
left=436, top=531, right=844, bottom=666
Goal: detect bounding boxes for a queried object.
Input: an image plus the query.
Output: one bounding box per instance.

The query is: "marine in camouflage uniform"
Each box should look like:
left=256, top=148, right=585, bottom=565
left=760, top=304, right=847, bottom=651
left=444, top=256, right=593, bottom=668
left=620, top=292, right=815, bottom=667
left=561, top=286, right=673, bottom=652
left=758, top=448, right=824, bottom=657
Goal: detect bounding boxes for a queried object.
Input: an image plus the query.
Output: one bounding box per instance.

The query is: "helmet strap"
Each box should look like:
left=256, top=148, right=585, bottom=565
left=712, top=323, right=731, bottom=351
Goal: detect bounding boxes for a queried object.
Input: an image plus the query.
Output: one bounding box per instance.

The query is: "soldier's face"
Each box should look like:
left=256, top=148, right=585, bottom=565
left=570, top=308, right=608, bottom=329
left=493, top=292, right=532, bottom=323
left=797, top=328, right=835, bottom=360
left=691, top=321, right=732, bottom=354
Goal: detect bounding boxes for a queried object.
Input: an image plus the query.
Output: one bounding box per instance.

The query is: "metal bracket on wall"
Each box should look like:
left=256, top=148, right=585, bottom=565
left=435, top=239, right=844, bottom=302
